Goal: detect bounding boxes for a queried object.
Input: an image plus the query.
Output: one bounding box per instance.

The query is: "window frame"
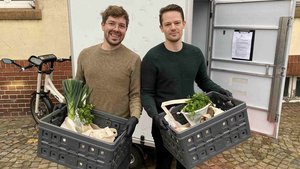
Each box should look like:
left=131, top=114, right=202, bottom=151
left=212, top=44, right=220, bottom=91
left=296, top=2, right=300, bottom=18
left=0, top=0, right=34, bottom=8
left=0, top=0, right=41, bottom=20
left=284, top=76, right=300, bottom=100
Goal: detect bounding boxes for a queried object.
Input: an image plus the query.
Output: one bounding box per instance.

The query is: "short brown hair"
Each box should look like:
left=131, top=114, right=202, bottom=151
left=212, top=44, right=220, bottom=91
left=101, top=5, right=129, bottom=27
left=159, top=4, right=184, bottom=26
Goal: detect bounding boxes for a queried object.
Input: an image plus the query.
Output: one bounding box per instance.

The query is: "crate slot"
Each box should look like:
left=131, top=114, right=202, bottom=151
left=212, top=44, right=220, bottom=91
left=224, top=135, right=232, bottom=146
left=59, top=154, right=65, bottom=161
left=237, top=112, right=245, bottom=121
left=229, top=116, right=236, bottom=124
left=61, top=137, right=67, bottom=143
left=77, top=160, right=85, bottom=168
left=203, top=129, right=212, bottom=138
left=50, top=149, right=59, bottom=159
left=42, top=130, right=50, bottom=139
left=41, top=148, right=49, bottom=156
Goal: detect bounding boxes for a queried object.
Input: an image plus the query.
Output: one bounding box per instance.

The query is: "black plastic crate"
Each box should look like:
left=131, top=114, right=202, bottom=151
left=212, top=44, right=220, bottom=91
left=37, top=107, right=131, bottom=169
left=160, top=91, right=251, bottom=169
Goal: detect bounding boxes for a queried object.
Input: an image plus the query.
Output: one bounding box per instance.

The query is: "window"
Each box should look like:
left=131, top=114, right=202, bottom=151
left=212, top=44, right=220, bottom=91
left=296, top=77, right=300, bottom=97
left=0, top=0, right=35, bottom=8
left=0, top=0, right=41, bottom=20
left=296, top=1, right=300, bottom=18
left=284, top=76, right=300, bottom=100
left=283, top=77, right=290, bottom=97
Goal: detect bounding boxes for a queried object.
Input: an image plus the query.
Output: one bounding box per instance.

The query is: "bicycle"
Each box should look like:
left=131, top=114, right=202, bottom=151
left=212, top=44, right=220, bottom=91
left=1, top=54, right=70, bottom=123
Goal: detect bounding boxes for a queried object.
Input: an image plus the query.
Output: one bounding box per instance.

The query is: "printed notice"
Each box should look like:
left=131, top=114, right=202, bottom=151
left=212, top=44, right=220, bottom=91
left=232, top=30, right=254, bottom=61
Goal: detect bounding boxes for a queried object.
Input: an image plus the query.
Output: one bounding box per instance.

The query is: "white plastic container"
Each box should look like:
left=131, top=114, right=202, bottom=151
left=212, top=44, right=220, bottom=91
left=181, top=103, right=210, bottom=126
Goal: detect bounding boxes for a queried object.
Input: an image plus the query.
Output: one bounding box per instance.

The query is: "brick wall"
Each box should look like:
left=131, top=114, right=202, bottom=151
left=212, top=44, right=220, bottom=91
left=287, top=55, right=300, bottom=76
left=0, top=60, right=72, bottom=117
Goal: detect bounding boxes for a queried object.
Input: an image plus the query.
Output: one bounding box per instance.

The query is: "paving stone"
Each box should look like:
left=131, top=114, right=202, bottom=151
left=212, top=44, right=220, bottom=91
left=22, top=161, right=32, bottom=167
left=1, top=167, right=11, bottom=169
left=30, top=162, right=40, bottom=168
left=38, top=163, right=49, bottom=168
left=266, top=165, right=277, bottom=169
left=11, top=163, right=23, bottom=168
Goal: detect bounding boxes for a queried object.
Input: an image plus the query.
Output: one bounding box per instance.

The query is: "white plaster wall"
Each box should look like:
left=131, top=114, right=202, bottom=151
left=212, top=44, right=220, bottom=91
left=0, top=0, right=70, bottom=60
left=68, top=0, right=187, bottom=76
left=289, top=18, right=300, bottom=55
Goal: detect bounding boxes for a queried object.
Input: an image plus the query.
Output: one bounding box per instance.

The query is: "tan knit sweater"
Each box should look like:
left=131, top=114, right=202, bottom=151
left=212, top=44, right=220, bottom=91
left=75, top=44, right=141, bottom=119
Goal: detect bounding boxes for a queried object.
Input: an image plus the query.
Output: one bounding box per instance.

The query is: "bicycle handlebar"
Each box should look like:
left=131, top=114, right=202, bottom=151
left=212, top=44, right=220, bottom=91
left=56, top=57, right=71, bottom=62
left=1, top=54, right=71, bottom=72
left=20, top=63, right=35, bottom=71
left=29, top=54, right=70, bottom=66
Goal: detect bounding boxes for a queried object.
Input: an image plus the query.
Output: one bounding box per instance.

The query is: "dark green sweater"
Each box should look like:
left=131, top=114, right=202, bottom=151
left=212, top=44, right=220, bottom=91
left=141, top=42, right=223, bottom=117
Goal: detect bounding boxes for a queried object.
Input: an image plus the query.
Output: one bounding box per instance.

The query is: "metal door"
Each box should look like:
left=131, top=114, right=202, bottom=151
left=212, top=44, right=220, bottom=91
left=209, top=0, right=296, bottom=138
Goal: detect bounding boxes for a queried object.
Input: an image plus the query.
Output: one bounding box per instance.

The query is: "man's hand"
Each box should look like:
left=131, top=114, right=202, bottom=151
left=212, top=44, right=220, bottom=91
left=124, top=116, right=138, bottom=137
left=219, top=88, right=233, bottom=99
left=211, top=89, right=235, bottom=110
left=153, top=114, right=169, bottom=130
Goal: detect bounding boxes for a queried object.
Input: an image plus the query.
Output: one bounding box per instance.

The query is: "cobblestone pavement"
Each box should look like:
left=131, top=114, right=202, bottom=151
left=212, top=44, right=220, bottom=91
left=0, top=103, right=299, bottom=169
left=195, top=103, right=300, bottom=169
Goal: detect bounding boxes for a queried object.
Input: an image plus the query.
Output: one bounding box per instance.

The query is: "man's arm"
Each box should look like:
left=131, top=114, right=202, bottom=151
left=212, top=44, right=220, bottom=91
left=141, top=56, right=169, bottom=130
left=141, top=57, right=159, bottom=118
left=129, top=57, right=142, bottom=119
left=75, top=52, right=85, bottom=83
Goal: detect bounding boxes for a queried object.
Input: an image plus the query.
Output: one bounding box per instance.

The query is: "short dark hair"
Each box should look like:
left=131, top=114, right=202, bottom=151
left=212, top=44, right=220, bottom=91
left=101, top=5, right=129, bottom=27
left=159, top=4, right=184, bottom=26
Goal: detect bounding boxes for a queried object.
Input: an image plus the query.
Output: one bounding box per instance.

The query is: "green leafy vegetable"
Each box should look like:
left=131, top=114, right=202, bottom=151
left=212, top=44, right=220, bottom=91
left=77, top=103, right=94, bottom=125
left=182, top=93, right=211, bottom=118
left=63, top=79, right=94, bottom=124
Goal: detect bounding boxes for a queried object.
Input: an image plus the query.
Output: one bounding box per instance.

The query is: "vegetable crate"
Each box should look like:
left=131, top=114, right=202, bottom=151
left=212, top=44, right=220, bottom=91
left=37, top=107, right=131, bottom=169
left=160, top=91, right=251, bottom=169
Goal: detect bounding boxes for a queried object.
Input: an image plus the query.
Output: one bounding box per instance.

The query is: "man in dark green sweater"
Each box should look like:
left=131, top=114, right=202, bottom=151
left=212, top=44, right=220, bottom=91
left=141, top=4, right=232, bottom=169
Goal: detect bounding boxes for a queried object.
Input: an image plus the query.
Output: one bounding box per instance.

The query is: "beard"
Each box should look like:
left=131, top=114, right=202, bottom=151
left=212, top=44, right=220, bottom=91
left=106, top=38, right=122, bottom=46
left=104, top=30, right=125, bottom=47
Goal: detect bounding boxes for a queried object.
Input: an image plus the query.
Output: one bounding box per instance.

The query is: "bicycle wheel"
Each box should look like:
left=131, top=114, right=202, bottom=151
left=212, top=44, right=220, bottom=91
left=30, top=94, right=53, bottom=124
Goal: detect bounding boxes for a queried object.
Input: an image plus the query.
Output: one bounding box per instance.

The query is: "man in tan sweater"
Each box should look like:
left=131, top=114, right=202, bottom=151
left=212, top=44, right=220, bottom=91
left=75, top=5, right=141, bottom=144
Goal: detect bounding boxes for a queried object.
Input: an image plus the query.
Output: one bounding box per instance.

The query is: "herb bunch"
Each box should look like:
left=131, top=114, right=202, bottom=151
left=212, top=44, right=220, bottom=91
left=182, top=93, right=211, bottom=118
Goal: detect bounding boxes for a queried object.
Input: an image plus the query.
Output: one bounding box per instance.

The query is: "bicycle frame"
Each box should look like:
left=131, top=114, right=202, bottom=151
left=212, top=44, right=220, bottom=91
left=2, top=54, right=70, bottom=123
left=34, top=70, right=65, bottom=115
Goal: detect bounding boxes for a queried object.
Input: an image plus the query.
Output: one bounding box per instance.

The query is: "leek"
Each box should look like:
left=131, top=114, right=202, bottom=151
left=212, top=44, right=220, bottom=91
left=63, top=79, right=94, bottom=124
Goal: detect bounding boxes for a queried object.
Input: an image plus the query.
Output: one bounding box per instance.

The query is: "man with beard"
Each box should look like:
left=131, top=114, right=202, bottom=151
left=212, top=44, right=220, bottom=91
left=141, top=4, right=232, bottom=169
left=75, top=6, right=141, bottom=167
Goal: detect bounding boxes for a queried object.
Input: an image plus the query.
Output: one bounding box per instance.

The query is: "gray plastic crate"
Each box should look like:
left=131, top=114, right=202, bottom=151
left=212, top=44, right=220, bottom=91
left=37, top=107, right=131, bottom=169
left=160, top=91, right=251, bottom=169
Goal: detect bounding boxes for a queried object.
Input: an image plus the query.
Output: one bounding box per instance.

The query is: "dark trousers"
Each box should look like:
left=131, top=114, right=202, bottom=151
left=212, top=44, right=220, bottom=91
left=117, top=144, right=130, bottom=169
left=152, top=121, right=186, bottom=169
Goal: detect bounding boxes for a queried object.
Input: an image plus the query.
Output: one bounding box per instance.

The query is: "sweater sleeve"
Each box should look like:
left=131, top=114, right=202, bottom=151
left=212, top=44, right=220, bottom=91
left=141, top=56, right=159, bottom=118
left=129, top=57, right=142, bottom=119
left=75, top=51, right=86, bottom=83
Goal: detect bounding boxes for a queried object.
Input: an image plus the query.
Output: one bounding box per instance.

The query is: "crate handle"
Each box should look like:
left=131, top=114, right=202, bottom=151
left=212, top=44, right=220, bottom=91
left=161, top=99, right=190, bottom=118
